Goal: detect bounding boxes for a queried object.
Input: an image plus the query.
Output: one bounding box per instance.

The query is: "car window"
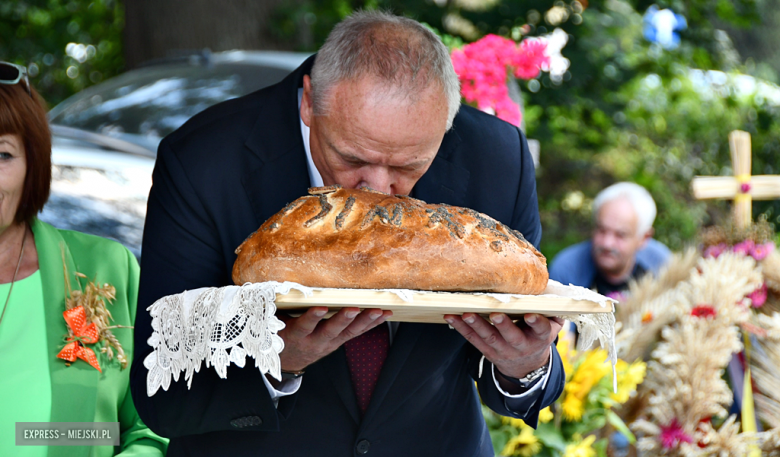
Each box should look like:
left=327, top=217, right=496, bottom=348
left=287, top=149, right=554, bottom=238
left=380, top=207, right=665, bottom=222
left=49, top=63, right=293, bottom=152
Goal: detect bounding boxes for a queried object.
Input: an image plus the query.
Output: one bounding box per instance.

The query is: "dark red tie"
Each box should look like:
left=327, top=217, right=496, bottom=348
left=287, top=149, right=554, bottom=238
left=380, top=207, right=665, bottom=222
left=344, top=324, right=390, bottom=414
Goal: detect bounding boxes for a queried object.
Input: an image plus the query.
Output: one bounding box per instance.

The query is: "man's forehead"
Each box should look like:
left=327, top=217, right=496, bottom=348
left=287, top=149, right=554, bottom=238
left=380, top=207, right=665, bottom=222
left=318, top=79, right=447, bottom=155
left=597, top=198, right=639, bottom=232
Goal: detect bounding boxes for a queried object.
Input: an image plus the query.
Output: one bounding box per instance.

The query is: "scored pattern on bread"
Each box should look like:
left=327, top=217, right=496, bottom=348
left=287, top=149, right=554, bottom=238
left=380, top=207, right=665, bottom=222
left=233, top=185, right=548, bottom=294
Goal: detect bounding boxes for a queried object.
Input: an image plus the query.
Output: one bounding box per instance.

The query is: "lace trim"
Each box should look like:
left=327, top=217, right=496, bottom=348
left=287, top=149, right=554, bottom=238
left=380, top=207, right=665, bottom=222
left=144, top=282, right=312, bottom=397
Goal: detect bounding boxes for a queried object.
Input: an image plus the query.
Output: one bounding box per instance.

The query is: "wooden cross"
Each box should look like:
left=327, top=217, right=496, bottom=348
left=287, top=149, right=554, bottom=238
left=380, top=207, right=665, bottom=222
left=692, top=130, right=780, bottom=229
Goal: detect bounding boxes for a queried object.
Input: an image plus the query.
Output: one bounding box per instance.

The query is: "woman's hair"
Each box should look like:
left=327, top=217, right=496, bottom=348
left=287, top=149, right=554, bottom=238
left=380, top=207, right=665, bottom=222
left=0, top=79, right=51, bottom=225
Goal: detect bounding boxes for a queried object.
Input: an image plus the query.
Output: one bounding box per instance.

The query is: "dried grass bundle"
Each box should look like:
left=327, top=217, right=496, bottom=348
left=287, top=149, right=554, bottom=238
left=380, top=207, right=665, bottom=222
left=63, top=254, right=130, bottom=369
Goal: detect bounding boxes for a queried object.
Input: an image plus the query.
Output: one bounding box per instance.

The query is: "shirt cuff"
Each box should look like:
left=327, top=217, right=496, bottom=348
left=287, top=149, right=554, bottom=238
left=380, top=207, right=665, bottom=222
left=261, top=373, right=303, bottom=408
left=492, top=349, right=553, bottom=399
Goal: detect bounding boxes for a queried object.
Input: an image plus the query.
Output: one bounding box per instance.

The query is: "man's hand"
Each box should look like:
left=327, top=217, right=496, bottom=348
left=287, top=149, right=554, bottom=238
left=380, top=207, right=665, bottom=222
left=444, top=313, right=564, bottom=381
left=277, top=307, right=393, bottom=372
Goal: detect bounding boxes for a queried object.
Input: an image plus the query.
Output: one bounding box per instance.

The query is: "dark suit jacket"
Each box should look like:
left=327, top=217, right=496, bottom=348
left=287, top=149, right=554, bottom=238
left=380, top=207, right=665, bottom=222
left=130, top=55, right=565, bottom=457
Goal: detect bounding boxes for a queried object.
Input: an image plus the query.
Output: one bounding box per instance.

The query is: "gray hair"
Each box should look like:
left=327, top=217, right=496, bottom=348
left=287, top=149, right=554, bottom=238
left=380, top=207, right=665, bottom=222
left=310, top=10, right=461, bottom=130
left=593, top=182, right=658, bottom=236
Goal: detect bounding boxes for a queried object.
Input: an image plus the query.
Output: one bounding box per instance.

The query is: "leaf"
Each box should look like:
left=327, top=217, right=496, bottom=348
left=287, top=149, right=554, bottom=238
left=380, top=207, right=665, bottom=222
left=593, top=437, right=609, bottom=457
left=533, top=422, right=568, bottom=451
left=488, top=429, right=508, bottom=455
left=605, top=410, right=636, bottom=444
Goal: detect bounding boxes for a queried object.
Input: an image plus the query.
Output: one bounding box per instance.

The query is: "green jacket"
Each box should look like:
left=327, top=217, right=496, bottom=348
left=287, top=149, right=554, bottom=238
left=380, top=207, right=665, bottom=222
left=32, top=219, right=168, bottom=457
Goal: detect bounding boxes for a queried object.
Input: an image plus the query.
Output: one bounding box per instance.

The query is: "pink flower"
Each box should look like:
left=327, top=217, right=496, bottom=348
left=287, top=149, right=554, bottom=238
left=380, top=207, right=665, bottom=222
left=494, top=98, right=522, bottom=125
left=703, top=243, right=727, bottom=258
left=513, top=39, right=549, bottom=80
left=733, top=240, right=756, bottom=256
left=750, top=242, right=775, bottom=261
left=451, top=35, right=548, bottom=127
left=747, top=283, right=768, bottom=308
left=660, top=419, right=693, bottom=450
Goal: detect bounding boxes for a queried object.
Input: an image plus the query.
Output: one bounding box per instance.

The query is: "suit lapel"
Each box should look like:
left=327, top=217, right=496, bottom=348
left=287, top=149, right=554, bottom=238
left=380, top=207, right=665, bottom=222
left=33, top=219, right=99, bottom=457
left=361, top=323, right=464, bottom=427
left=360, top=323, right=422, bottom=422
left=411, top=128, right=469, bottom=206
left=241, top=148, right=311, bottom=228
left=321, top=348, right=361, bottom=424
left=242, top=55, right=315, bottom=226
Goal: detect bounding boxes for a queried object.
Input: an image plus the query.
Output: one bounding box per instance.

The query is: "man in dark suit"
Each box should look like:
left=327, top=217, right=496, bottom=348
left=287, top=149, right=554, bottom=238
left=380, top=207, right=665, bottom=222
left=131, top=11, right=565, bottom=457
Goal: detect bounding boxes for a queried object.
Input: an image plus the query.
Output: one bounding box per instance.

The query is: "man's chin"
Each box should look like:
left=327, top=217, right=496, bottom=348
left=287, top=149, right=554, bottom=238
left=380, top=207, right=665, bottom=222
left=595, top=259, right=622, bottom=275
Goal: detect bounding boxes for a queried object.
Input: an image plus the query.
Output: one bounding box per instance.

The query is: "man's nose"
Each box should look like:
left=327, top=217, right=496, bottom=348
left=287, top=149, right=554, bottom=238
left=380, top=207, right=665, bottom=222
left=358, top=167, right=393, bottom=194
left=596, top=232, right=616, bottom=248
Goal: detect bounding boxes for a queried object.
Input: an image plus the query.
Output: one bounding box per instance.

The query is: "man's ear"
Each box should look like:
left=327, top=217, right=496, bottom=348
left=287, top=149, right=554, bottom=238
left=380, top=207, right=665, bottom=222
left=301, top=75, right=314, bottom=128
left=638, top=227, right=654, bottom=249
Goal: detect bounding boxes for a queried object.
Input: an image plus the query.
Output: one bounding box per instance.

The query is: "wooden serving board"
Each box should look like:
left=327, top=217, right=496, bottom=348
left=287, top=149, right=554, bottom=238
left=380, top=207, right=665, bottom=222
left=274, top=288, right=612, bottom=324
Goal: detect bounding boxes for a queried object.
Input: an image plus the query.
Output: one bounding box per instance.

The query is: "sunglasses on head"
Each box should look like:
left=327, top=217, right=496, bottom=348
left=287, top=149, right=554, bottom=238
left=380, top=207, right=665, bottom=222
left=0, top=61, right=32, bottom=97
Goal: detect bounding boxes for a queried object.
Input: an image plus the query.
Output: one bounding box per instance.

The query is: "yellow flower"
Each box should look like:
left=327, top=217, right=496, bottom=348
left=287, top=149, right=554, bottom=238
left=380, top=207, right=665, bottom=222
left=563, top=435, right=597, bottom=457
left=500, top=424, right=542, bottom=457
left=562, top=395, right=584, bottom=421
left=502, top=417, right=528, bottom=428
left=610, top=359, right=646, bottom=403
left=556, top=331, right=575, bottom=380
left=539, top=406, right=554, bottom=423
left=561, top=349, right=611, bottom=421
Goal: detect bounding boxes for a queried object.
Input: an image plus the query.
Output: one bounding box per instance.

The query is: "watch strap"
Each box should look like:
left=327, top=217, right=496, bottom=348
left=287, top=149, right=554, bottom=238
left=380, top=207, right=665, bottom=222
left=280, top=369, right=305, bottom=380
left=498, top=364, right=547, bottom=389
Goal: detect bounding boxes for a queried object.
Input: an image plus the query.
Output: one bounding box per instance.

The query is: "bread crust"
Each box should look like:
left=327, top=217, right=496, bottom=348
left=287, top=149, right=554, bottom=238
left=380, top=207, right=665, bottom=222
left=232, top=186, right=548, bottom=294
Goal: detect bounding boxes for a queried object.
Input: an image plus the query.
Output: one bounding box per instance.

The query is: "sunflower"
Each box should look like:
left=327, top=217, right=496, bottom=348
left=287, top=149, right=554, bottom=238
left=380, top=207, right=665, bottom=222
left=610, top=359, right=646, bottom=403
left=539, top=406, right=554, bottom=423
left=561, top=350, right=611, bottom=421
left=502, top=417, right=528, bottom=429
left=562, top=395, right=585, bottom=422
left=500, top=423, right=542, bottom=457
left=563, top=435, right=597, bottom=457
left=556, top=331, right=575, bottom=380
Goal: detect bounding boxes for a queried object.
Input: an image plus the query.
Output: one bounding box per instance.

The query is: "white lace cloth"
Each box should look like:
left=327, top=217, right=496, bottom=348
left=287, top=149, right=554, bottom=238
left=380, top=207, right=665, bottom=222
left=144, top=280, right=617, bottom=397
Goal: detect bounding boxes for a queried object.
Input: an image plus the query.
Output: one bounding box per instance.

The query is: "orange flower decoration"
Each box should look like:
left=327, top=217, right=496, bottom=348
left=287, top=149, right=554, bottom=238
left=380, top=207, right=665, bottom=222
left=57, top=306, right=102, bottom=372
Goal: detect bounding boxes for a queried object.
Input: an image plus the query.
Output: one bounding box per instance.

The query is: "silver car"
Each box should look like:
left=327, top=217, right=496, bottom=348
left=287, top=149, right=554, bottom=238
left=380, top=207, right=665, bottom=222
left=43, top=50, right=311, bottom=258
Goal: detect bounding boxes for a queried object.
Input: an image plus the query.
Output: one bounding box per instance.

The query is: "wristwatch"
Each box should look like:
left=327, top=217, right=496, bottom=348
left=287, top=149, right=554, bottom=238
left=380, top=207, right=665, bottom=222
left=280, top=369, right=305, bottom=380
left=499, top=363, right=548, bottom=389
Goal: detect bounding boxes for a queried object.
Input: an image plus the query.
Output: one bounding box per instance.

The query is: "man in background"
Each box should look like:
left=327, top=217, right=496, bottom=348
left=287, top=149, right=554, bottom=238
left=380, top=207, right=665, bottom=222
left=549, top=182, right=671, bottom=297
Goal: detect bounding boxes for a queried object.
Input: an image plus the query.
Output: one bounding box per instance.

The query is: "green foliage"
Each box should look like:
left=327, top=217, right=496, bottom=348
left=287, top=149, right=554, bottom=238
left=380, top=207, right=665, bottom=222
left=0, top=0, right=124, bottom=107
left=268, top=0, right=779, bottom=261
left=4, top=0, right=777, bottom=262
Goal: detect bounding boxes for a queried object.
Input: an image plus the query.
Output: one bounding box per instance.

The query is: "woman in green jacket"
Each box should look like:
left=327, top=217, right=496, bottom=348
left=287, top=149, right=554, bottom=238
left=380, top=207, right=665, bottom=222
left=0, top=62, right=168, bottom=456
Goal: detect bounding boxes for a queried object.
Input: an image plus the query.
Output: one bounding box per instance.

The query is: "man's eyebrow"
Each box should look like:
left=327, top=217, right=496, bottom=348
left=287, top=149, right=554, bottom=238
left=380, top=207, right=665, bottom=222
left=325, top=139, right=354, bottom=160
left=339, top=151, right=368, bottom=163
left=398, top=159, right=431, bottom=169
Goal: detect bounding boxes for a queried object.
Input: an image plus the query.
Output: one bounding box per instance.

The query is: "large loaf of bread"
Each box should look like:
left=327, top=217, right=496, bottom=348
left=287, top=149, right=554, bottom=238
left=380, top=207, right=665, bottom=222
left=232, top=186, right=548, bottom=294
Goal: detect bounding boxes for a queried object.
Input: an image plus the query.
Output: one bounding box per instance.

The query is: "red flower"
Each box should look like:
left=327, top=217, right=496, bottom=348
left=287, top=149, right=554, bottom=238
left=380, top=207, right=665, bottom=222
left=660, top=419, right=693, bottom=449
left=691, top=304, right=717, bottom=318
